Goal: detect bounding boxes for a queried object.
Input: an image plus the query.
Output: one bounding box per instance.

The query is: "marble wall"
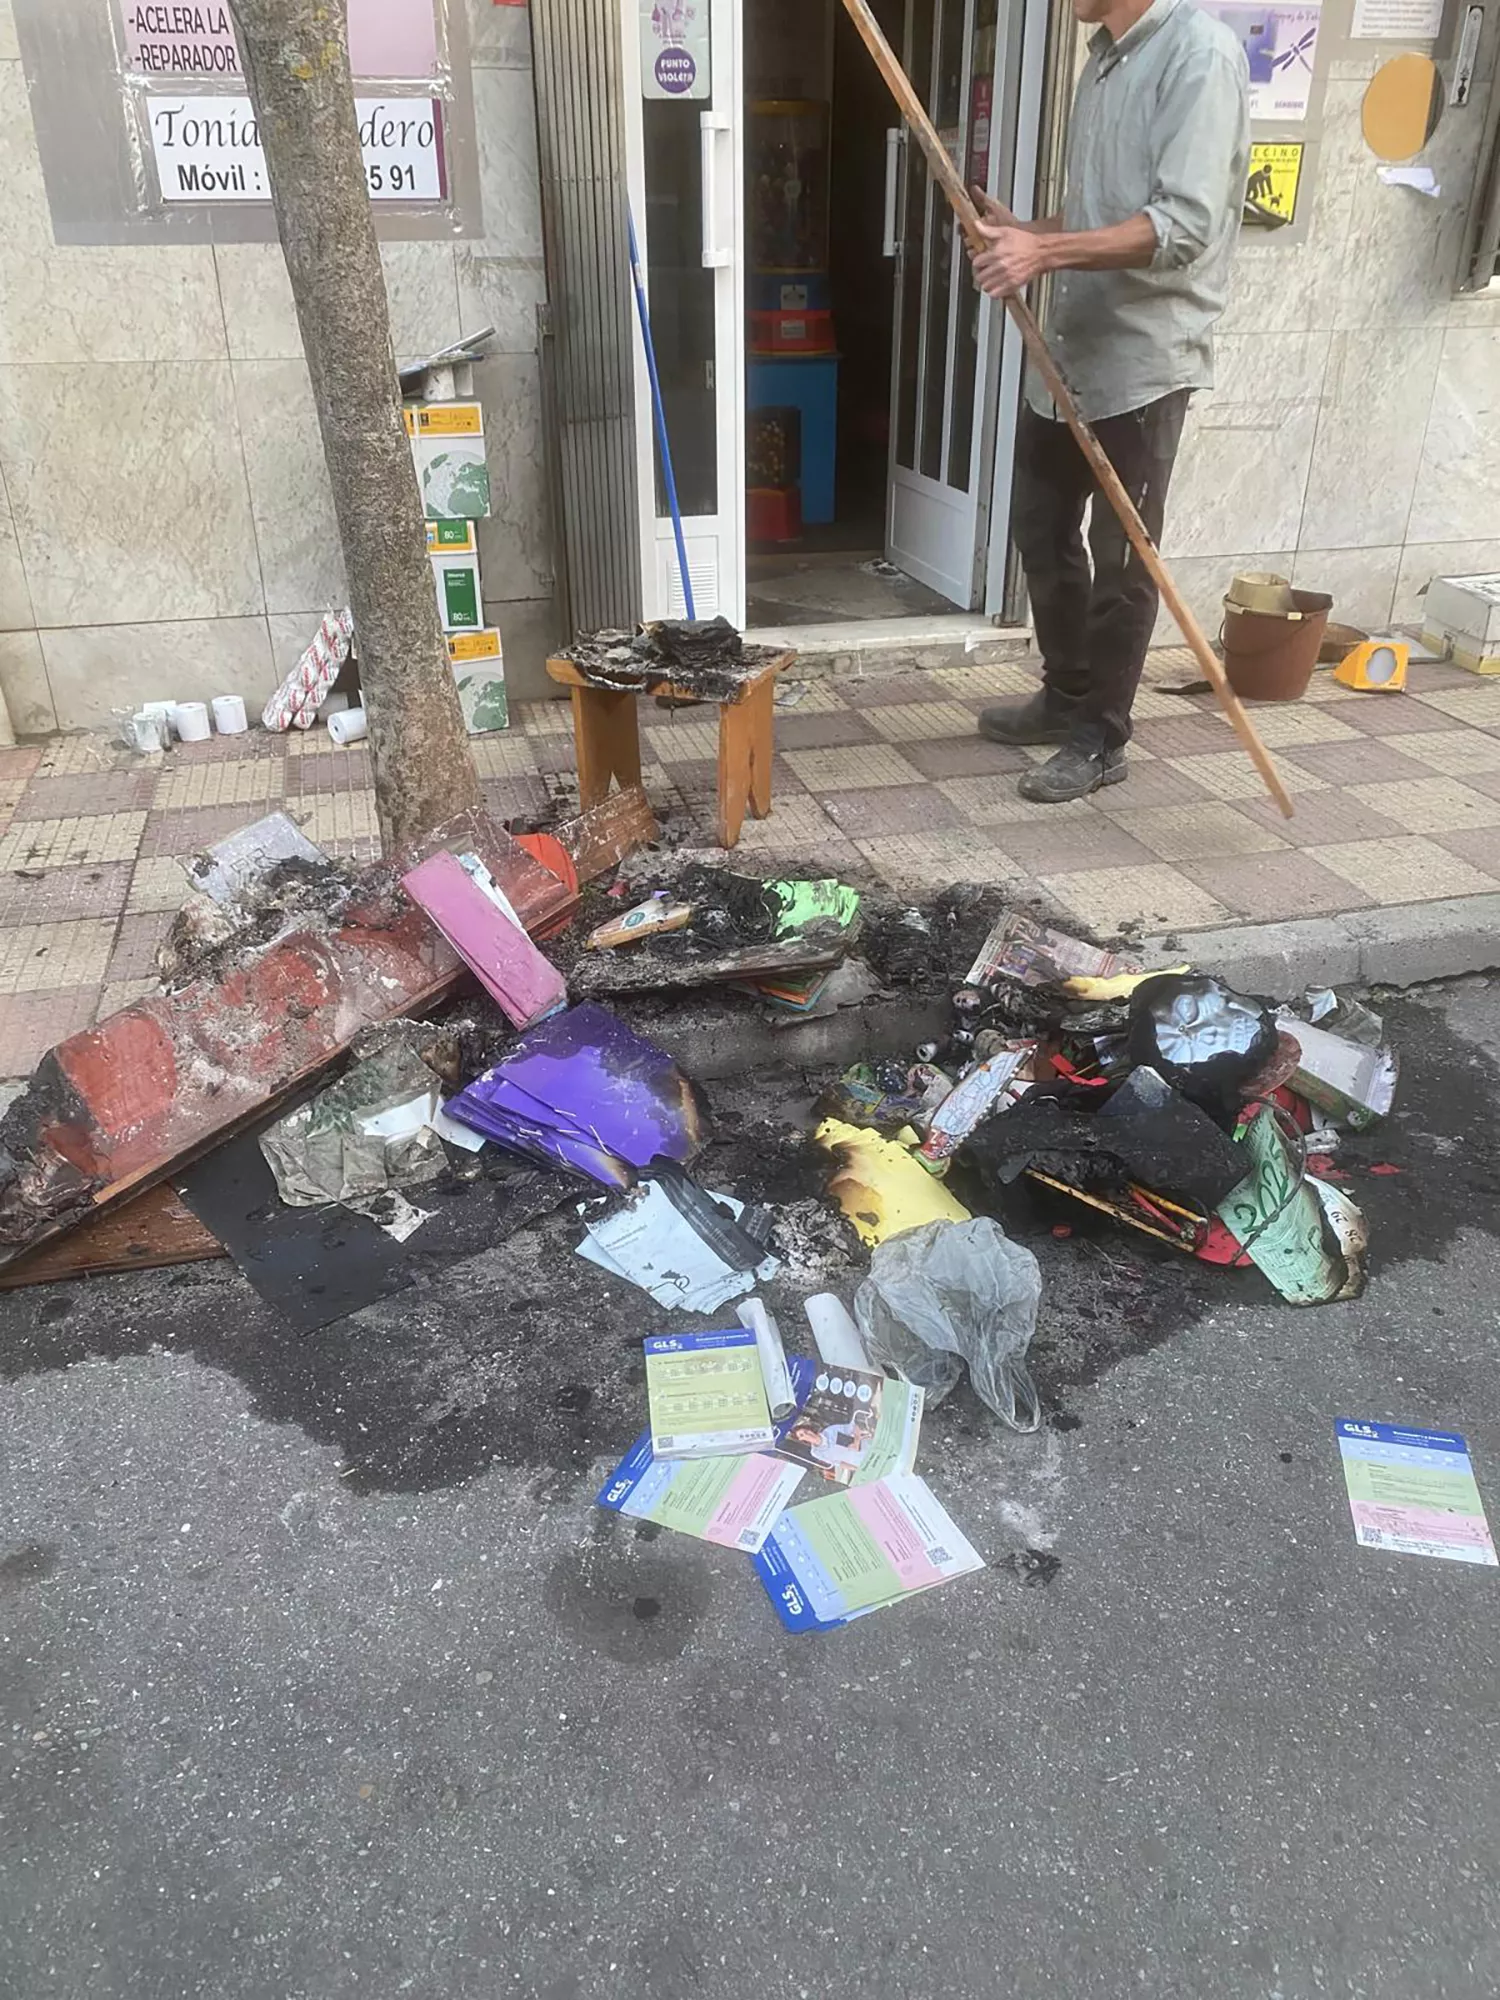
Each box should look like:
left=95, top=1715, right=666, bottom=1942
left=1152, top=8, right=1500, bottom=647
left=4, top=0, right=1499, bottom=732
left=0, top=0, right=557, bottom=732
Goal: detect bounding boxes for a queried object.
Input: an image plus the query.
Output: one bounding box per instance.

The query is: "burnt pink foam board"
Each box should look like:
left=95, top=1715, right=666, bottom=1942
left=401, top=849, right=568, bottom=1029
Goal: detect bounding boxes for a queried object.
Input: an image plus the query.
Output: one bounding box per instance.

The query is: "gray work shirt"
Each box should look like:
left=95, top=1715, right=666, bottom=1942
left=1026, top=0, right=1250, bottom=424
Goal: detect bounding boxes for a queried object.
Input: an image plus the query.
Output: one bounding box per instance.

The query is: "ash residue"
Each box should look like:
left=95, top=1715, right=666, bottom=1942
left=0, top=1052, right=107, bottom=1247
left=678, top=865, right=782, bottom=945
left=1002, top=1548, right=1063, bottom=1587
left=560, top=618, right=783, bottom=704
left=861, top=885, right=1009, bottom=993
left=157, top=854, right=358, bottom=990
left=769, top=1196, right=867, bottom=1294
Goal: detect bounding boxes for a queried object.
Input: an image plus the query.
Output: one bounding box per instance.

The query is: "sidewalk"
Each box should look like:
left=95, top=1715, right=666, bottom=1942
left=0, top=644, right=1497, bottom=1079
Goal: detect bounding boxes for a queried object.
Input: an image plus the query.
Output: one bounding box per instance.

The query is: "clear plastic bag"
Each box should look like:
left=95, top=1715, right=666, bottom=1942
left=853, top=1217, right=1042, bottom=1432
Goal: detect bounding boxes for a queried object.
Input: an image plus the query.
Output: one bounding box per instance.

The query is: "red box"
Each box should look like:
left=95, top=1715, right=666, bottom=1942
left=748, top=308, right=836, bottom=355
left=747, top=486, right=802, bottom=543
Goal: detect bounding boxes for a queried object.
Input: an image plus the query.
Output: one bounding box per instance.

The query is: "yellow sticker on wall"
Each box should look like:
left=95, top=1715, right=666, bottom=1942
left=1244, top=141, right=1304, bottom=229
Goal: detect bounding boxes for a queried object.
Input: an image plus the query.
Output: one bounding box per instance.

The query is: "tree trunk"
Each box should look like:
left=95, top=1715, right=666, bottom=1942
left=230, top=0, right=482, bottom=852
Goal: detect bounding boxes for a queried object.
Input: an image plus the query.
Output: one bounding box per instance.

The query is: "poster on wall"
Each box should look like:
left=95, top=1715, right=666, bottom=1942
left=1244, top=139, right=1304, bottom=225
left=1199, top=1, right=1322, bottom=121
left=1350, top=0, right=1445, bottom=38
left=148, top=96, right=445, bottom=202
left=119, top=0, right=439, bottom=78
left=640, top=0, right=711, bottom=100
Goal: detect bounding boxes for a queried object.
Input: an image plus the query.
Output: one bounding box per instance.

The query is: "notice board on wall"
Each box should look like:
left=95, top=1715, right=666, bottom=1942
left=13, top=0, right=481, bottom=243
left=119, top=0, right=448, bottom=209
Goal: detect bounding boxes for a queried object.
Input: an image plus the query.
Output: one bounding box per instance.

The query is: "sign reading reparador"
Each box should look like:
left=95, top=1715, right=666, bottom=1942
left=148, top=96, right=445, bottom=202
left=120, top=0, right=438, bottom=77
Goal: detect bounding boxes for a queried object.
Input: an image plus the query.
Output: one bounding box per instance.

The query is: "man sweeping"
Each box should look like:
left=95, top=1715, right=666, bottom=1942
left=969, top=0, right=1249, bottom=803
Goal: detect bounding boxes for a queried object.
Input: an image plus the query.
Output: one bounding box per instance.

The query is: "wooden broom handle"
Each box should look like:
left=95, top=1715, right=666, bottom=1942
left=840, top=0, right=1294, bottom=819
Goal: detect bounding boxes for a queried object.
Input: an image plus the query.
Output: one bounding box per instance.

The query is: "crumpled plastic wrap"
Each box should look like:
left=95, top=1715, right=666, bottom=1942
left=854, top=1217, right=1042, bottom=1432
left=260, top=1043, right=446, bottom=1208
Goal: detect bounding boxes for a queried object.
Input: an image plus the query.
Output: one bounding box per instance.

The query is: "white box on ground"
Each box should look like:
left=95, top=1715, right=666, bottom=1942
left=1421, top=573, right=1500, bottom=675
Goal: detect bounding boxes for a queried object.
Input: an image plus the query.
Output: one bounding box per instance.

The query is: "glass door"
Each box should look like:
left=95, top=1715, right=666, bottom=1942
left=884, top=0, right=1041, bottom=609
left=623, top=0, right=746, bottom=623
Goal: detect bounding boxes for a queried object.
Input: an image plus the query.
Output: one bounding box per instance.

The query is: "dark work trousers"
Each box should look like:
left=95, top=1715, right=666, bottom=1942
left=1010, top=389, right=1191, bottom=750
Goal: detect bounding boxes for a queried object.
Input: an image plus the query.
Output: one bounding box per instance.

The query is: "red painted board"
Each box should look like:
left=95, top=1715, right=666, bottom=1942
left=0, top=808, right=585, bottom=1271
left=401, top=850, right=568, bottom=1029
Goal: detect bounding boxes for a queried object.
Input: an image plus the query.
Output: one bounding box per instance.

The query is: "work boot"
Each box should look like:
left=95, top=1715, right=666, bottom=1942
left=977, top=693, right=1074, bottom=746
left=1017, top=740, right=1127, bottom=803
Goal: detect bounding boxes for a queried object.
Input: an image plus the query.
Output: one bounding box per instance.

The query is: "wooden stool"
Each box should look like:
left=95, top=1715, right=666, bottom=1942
left=545, top=650, right=793, bottom=849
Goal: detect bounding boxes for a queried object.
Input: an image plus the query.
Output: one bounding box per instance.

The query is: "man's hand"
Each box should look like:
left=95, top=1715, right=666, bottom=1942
left=970, top=222, right=1049, bottom=298
left=971, top=185, right=1019, bottom=229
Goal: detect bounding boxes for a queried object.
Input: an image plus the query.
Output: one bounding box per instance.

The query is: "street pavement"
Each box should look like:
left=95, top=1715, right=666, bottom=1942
left=3, top=982, right=1500, bottom=2000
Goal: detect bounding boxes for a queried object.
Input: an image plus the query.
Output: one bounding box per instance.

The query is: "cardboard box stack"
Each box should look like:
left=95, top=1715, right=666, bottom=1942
left=404, top=392, right=508, bottom=733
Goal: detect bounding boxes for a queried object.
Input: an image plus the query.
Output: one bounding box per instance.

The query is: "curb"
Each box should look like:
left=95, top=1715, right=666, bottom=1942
left=617, top=896, right=1500, bottom=1080
left=1141, top=893, right=1500, bottom=999
left=613, top=991, right=951, bottom=1081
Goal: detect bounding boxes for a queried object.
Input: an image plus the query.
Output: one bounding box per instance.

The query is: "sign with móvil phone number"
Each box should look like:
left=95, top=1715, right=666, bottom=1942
left=148, top=96, right=444, bottom=202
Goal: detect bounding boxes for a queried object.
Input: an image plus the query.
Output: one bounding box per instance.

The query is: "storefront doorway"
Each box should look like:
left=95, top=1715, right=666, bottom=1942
left=620, top=0, right=1047, bottom=631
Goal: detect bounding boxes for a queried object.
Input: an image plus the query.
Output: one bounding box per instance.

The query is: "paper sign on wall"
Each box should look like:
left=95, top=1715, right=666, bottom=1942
left=120, top=0, right=438, bottom=79
left=640, top=0, right=711, bottom=99
left=1245, top=141, right=1304, bottom=226
left=149, top=96, right=444, bottom=202
left=1351, top=0, right=1444, bottom=38
left=1200, top=1, right=1322, bottom=121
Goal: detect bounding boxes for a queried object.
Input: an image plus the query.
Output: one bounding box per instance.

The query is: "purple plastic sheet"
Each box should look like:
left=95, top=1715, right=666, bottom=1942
left=445, top=1003, right=704, bottom=1187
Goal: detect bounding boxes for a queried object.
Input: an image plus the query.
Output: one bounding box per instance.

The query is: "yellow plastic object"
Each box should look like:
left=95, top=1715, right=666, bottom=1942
left=1060, top=964, right=1189, bottom=1003
left=816, top=1118, right=971, bottom=1247
left=1361, top=54, right=1442, bottom=161
left=1333, top=640, right=1409, bottom=692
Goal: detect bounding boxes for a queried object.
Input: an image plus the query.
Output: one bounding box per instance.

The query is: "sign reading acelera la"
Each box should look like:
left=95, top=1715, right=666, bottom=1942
left=120, top=1, right=438, bottom=79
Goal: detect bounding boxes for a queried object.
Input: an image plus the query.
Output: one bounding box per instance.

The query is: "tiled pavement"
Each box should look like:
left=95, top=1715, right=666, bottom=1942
left=1, top=645, right=1499, bottom=1079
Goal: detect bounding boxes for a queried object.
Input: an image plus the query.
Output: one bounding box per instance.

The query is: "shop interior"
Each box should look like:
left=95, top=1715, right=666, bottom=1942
left=742, top=0, right=953, bottom=626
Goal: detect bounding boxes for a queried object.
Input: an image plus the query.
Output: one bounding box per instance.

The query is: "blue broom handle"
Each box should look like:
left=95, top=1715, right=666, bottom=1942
left=626, top=205, right=697, bottom=622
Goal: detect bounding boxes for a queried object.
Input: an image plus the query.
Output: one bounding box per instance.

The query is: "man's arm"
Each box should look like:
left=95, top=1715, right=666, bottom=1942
left=971, top=186, right=1063, bottom=238
left=972, top=214, right=1156, bottom=296
left=969, top=44, right=1248, bottom=297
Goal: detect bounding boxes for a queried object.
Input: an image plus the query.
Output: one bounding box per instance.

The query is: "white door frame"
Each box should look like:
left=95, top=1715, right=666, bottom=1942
left=619, top=0, right=1045, bottom=628
left=885, top=0, right=1048, bottom=611
left=621, top=0, right=746, bottom=625
left=980, top=0, right=1050, bottom=618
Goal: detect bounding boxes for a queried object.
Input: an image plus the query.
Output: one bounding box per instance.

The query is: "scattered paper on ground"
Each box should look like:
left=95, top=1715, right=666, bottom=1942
left=1337, top=1420, right=1498, bottom=1565
left=644, top=1329, right=776, bottom=1459
left=753, top=1472, right=984, bottom=1632
left=596, top=1437, right=805, bottom=1553
left=577, top=1181, right=777, bottom=1312
left=770, top=1365, right=923, bottom=1488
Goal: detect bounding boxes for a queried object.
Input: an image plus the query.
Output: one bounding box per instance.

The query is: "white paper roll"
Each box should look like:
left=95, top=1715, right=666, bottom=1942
left=172, top=701, right=211, bottom=743
left=804, top=1293, right=872, bottom=1372
left=327, top=705, right=368, bottom=746
left=141, top=699, right=177, bottom=739
left=739, top=1297, right=795, bottom=1420
left=211, top=694, right=248, bottom=734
